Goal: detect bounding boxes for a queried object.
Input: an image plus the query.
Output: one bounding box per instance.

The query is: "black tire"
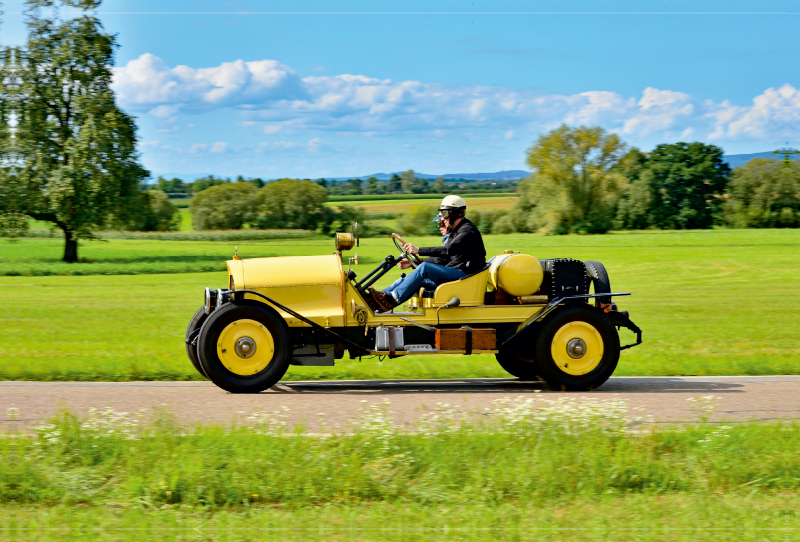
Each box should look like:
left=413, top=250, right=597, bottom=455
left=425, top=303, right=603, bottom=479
left=197, top=301, right=291, bottom=393
left=185, top=307, right=209, bottom=378
left=584, top=260, right=611, bottom=305
left=534, top=306, right=620, bottom=391
left=496, top=349, right=541, bottom=380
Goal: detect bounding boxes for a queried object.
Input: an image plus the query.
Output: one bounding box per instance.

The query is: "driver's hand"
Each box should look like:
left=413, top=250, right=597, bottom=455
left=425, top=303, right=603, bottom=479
left=403, top=243, right=419, bottom=255
left=399, top=259, right=413, bottom=269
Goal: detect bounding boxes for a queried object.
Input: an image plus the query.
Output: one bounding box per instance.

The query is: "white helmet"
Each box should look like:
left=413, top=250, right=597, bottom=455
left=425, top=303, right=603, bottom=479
left=433, top=195, right=467, bottom=223
left=438, top=195, right=466, bottom=212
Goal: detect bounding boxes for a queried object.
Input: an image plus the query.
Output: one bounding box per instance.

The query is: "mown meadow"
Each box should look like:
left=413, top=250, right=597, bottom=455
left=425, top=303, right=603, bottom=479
left=0, top=228, right=798, bottom=381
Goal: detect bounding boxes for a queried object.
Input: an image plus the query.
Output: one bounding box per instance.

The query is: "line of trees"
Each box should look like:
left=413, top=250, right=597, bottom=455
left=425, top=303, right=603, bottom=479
left=149, top=172, right=513, bottom=198
left=187, top=178, right=383, bottom=236
left=315, top=173, right=513, bottom=196
left=461, top=125, right=799, bottom=235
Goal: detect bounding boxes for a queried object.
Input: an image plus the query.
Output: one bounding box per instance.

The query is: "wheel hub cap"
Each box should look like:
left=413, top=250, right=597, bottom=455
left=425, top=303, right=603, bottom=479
left=234, top=337, right=256, bottom=358
left=217, top=319, right=275, bottom=376
left=551, top=321, right=604, bottom=376
left=566, top=338, right=586, bottom=359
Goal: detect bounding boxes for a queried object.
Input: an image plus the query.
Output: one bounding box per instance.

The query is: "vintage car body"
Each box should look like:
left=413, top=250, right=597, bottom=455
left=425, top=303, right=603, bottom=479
left=186, top=233, right=642, bottom=393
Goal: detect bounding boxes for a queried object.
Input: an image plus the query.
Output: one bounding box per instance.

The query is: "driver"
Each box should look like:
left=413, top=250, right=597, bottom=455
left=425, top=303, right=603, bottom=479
left=369, top=195, right=486, bottom=312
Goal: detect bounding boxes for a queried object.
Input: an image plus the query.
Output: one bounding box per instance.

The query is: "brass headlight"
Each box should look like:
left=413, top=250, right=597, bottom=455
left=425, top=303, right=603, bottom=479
left=335, top=232, right=355, bottom=251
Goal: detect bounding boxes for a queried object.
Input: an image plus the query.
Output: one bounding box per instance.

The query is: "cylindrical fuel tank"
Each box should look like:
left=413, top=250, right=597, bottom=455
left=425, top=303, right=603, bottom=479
left=489, top=254, right=544, bottom=296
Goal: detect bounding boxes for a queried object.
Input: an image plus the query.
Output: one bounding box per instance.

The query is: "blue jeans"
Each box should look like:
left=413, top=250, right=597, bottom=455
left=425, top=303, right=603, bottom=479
left=383, top=262, right=466, bottom=305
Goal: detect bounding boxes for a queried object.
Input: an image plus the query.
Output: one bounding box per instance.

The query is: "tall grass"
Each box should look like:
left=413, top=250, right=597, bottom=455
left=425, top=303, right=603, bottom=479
left=1, top=398, right=795, bottom=509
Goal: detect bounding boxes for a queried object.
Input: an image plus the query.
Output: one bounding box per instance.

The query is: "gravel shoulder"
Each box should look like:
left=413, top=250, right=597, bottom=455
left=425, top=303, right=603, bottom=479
left=3, top=376, right=798, bottom=429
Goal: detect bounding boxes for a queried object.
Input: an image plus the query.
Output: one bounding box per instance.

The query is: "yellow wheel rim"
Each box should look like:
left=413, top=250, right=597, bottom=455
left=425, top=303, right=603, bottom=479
left=551, top=321, right=604, bottom=376
left=216, top=319, right=275, bottom=376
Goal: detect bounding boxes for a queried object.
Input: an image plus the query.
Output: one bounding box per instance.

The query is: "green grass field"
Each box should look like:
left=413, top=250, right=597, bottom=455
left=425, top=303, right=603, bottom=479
left=6, top=496, right=794, bottom=541
left=1, top=406, right=797, bottom=540
left=0, top=229, right=798, bottom=380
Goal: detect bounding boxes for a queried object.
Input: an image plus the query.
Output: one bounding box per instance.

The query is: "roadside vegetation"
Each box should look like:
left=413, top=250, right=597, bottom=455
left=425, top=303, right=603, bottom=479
left=1, top=400, right=797, bottom=538
left=0, top=229, right=798, bottom=381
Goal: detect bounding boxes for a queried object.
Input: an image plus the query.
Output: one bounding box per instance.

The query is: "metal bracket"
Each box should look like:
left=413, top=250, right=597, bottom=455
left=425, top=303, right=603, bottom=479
left=607, top=311, right=643, bottom=350
left=186, top=328, right=201, bottom=346
left=498, top=292, right=633, bottom=349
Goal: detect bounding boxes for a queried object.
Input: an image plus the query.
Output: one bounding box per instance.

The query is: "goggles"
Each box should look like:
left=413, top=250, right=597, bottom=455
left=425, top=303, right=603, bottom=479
left=432, top=209, right=453, bottom=223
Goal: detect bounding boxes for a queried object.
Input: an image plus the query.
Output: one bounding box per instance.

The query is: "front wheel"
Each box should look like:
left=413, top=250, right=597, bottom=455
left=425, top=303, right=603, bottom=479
left=197, top=301, right=291, bottom=393
left=534, top=306, right=620, bottom=391
left=185, top=307, right=209, bottom=378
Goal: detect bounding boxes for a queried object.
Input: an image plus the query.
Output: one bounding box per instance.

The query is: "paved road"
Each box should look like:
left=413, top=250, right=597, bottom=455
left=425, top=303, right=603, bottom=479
left=2, top=376, right=798, bottom=429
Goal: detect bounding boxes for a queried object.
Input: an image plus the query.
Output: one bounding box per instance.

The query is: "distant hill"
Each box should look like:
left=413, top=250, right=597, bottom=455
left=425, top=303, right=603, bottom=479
left=151, top=170, right=530, bottom=183
left=723, top=152, right=799, bottom=168
left=325, top=170, right=529, bottom=181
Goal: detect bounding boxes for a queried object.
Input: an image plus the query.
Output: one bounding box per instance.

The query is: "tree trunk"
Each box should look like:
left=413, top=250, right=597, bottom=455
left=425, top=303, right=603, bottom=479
left=62, top=229, right=78, bottom=263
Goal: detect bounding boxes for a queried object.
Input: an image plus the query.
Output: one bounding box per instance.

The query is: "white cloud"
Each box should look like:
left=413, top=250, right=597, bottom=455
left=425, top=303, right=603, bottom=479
left=189, top=143, right=208, bottom=153
left=148, top=104, right=180, bottom=119
left=709, top=84, right=800, bottom=140
left=210, top=142, right=229, bottom=153
left=113, top=53, right=305, bottom=111
left=256, top=141, right=303, bottom=153
left=114, top=53, right=800, bottom=147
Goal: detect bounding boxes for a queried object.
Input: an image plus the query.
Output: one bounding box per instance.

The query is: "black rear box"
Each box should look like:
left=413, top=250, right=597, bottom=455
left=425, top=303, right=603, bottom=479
left=539, top=258, right=589, bottom=298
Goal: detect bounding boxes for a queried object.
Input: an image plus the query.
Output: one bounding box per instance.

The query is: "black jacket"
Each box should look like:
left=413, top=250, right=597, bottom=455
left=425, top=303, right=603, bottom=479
left=418, top=218, right=486, bottom=273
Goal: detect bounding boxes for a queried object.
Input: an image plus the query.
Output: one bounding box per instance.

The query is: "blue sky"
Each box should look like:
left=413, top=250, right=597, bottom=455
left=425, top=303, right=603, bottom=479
left=3, top=0, right=799, bottom=178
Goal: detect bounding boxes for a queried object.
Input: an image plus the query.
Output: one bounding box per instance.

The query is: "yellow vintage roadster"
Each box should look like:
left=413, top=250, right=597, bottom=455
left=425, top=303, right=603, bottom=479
left=186, top=232, right=642, bottom=393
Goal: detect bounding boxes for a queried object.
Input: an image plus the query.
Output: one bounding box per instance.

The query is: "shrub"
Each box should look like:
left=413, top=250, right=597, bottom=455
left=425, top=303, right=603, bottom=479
left=470, top=209, right=507, bottom=234
left=254, top=179, right=329, bottom=231
left=722, top=158, right=800, bottom=228
left=141, top=190, right=180, bottom=231
left=397, top=204, right=439, bottom=236
left=190, top=182, right=257, bottom=230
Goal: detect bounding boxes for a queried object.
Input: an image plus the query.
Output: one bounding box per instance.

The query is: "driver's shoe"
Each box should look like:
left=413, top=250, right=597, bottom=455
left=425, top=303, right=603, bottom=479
left=369, top=287, right=397, bottom=312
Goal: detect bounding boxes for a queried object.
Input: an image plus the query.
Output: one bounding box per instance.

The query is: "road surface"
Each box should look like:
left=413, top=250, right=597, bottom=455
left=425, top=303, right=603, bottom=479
left=2, top=376, right=798, bottom=429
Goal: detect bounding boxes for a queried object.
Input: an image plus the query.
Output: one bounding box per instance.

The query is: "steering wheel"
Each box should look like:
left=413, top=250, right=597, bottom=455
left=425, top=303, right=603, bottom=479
left=392, top=233, right=423, bottom=269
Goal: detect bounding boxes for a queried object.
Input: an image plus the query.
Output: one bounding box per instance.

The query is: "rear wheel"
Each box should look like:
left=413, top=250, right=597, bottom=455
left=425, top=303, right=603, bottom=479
left=584, top=260, right=611, bottom=306
left=198, top=301, right=291, bottom=393
left=496, top=349, right=541, bottom=380
left=185, top=307, right=208, bottom=378
left=535, top=306, right=619, bottom=391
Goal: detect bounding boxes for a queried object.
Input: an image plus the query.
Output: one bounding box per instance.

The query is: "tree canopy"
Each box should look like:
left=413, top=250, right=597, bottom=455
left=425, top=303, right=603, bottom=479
left=723, top=155, right=799, bottom=228
left=190, top=182, right=258, bottom=230
left=514, top=125, right=627, bottom=234
left=255, top=178, right=329, bottom=230
left=0, top=0, right=149, bottom=261
left=645, top=142, right=730, bottom=229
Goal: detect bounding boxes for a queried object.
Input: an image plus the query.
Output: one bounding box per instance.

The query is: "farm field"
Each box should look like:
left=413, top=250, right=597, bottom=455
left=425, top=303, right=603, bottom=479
left=0, top=229, right=798, bottom=381
left=327, top=195, right=516, bottom=212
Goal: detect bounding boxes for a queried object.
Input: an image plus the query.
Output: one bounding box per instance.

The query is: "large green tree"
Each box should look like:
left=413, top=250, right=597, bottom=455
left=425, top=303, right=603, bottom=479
left=516, top=125, right=627, bottom=234
left=255, top=178, right=330, bottom=230
left=722, top=153, right=800, bottom=228
left=190, top=182, right=258, bottom=231
left=645, top=142, right=730, bottom=229
left=2, top=0, right=148, bottom=261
